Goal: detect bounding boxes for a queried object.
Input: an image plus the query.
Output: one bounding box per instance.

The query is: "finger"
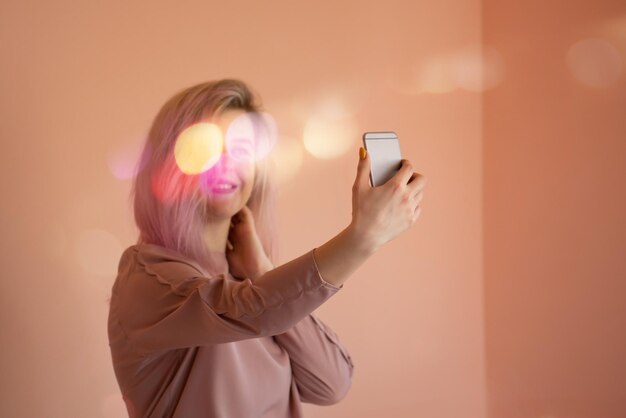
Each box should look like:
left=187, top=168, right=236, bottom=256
left=412, top=205, right=422, bottom=223
left=232, top=207, right=250, bottom=224
left=391, top=159, right=414, bottom=188
left=410, top=190, right=424, bottom=209
left=239, top=205, right=255, bottom=224
left=407, top=173, right=427, bottom=194
left=355, top=147, right=372, bottom=190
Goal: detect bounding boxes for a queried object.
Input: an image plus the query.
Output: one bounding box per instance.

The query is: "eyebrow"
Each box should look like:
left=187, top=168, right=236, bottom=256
left=229, top=137, right=254, bottom=146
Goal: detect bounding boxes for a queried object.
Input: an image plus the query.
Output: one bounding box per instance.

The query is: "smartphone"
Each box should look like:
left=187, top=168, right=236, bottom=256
left=362, top=132, right=402, bottom=187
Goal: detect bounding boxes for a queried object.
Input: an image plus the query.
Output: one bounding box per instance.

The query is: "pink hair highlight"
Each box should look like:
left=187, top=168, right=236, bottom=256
left=129, top=79, right=279, bottom=276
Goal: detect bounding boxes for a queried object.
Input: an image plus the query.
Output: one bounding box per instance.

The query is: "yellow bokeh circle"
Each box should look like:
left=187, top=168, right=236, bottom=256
left=174, top=123, right=223, bottom=175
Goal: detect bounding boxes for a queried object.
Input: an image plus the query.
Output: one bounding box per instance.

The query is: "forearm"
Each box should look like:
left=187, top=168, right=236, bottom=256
left=250, top=256, right=275, bottom=281
left=253, top=223, right=377, bottom=287
left=312, top=223, right=377, bottom=288
left=273, top=313, right=354, bottom=404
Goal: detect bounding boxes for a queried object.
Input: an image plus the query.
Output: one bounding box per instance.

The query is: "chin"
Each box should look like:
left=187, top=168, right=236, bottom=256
left=204, top=195, right=249, bottom=220
left=205, top=203, right=239, bottom=219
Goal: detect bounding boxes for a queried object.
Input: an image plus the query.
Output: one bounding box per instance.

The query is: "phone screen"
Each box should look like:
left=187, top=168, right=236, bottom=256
left=362, top=132, right=402, bottom=187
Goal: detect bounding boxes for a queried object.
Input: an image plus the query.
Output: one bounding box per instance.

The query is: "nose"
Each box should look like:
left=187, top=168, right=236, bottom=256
left=212, top=147, right=235, bottom=174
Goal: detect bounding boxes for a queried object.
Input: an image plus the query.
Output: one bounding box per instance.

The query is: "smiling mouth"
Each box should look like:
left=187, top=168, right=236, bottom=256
left=211, top=183, right=239, bottom=194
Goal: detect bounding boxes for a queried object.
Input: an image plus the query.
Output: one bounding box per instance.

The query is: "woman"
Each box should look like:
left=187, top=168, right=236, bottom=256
left=107, top=79, right=426, bottom=418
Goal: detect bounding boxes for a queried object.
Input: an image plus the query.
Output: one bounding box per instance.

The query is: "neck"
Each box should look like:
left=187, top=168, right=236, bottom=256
left=203, top=219, right=230, bottom=275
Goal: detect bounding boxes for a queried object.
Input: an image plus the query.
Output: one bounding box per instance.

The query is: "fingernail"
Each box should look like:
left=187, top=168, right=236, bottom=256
left=359, top=147, right=367, bottom=160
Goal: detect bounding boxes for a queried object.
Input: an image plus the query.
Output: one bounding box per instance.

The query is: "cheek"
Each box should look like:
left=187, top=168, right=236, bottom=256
left=244, top=164, right=256, bottom=186
left=239, top=166, right=256, bottom=196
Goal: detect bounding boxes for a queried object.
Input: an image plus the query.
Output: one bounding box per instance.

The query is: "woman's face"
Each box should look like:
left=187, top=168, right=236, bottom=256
left=200, top=109, right=256, bottom=220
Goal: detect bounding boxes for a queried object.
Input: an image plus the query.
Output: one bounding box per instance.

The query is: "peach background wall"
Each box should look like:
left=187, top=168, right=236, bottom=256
left=483, top=1, right=626, bottom=417
left=1, top=1, right=485, bottom=418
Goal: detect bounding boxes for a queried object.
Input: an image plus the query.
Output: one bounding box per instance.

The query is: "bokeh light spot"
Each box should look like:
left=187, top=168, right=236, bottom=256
left=174, top=123, right=223, bottom=174
left=150, top=162, right=195, bottom=204
left=270, top=135, right=305, bottom=186
left=388, top=44, right=505, bottom=95
left=567, top=38, right=623, bottom=88
left=302, top=97, right=358, bottom=159
left=225, top=112, right=278, bottom=162
left=106, top=138, right=146, bottom=180
left=448, top=45, right=504, bottom=92
left=302, top=116, right=358, bottom=159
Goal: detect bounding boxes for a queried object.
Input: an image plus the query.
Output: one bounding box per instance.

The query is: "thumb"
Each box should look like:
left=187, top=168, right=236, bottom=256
left=355, top=147, right=371, bottom=190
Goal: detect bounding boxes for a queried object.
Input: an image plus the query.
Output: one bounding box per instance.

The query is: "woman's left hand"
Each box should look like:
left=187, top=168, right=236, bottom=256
left=226, top=205, right=273, bottom=280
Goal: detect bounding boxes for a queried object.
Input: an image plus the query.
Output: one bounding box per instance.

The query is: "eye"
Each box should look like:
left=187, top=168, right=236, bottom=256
left=228, top=146, right=253, bottom=162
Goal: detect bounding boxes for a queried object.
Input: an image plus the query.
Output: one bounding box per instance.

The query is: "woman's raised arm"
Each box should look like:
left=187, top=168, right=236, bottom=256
left=311, top=147, right=427, bottom=288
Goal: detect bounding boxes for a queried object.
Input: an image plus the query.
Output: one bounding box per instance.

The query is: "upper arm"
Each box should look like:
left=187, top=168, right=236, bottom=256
left=109, top=248, right=342, bottom=354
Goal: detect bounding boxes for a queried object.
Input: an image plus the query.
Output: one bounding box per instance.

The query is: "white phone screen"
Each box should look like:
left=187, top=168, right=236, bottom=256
left=363, top=132, right=402, bottom=187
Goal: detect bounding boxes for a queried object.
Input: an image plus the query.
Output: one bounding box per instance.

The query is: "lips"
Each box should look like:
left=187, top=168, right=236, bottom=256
left=210, top=179, right=239, bottom=194
left=212, top=180, right=239, bottom=188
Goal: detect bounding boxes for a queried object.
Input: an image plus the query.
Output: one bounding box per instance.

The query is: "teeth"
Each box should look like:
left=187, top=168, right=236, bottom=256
left=215, top=184, right=235, bottom=189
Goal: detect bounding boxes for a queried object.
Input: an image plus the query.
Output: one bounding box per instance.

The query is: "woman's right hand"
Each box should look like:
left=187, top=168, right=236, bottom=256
left=350, top=147, right=427, bottom=251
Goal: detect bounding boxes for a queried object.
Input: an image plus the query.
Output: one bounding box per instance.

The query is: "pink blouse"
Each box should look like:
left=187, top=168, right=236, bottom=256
left=107, top=243, right=354, bottom=418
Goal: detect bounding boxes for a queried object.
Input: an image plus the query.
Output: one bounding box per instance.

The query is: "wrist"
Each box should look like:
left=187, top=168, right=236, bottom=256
left=251, top=257, right=274, bottom=280
left=346, top=222, right=380, bottom=256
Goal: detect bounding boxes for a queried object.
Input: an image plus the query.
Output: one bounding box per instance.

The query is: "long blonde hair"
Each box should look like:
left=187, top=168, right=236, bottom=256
left=129, top=79, right=278, bottom=276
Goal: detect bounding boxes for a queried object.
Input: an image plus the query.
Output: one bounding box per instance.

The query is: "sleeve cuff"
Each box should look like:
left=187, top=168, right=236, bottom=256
left=312, top=248, right=344, bottom=290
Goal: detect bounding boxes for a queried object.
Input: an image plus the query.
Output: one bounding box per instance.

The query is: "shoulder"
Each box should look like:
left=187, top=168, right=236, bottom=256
left=118, top=243, right=217, bottom=297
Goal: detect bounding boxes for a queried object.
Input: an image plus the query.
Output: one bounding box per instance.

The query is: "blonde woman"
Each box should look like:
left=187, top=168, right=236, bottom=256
left=107, top=79, right=427, bottom=418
